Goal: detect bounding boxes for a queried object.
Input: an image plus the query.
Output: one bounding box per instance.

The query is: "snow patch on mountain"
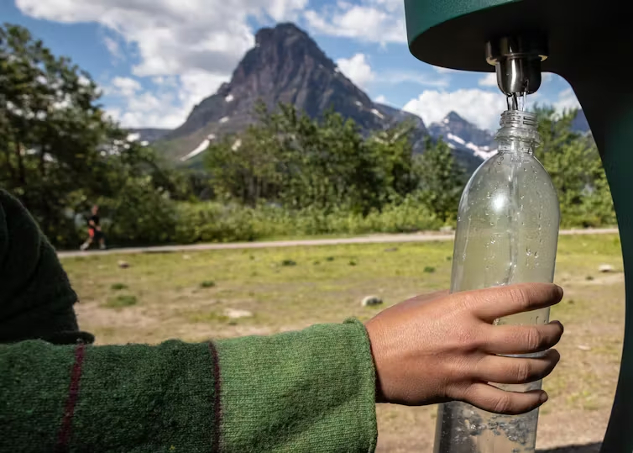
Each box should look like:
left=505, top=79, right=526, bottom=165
left=447, top=133, right=465, bottom=145
left=429, top=111, right=496, bottom=163
left=371, top=108, right=384, bottom=119
left=181, top=134, right=216, bottom=161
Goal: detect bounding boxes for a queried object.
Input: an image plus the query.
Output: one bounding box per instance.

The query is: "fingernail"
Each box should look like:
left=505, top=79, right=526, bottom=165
left=540, top=392, right=549, bottom=403
left=550, top=320, right=564, bottom=330
left=555, top=285, right=564, bottom=298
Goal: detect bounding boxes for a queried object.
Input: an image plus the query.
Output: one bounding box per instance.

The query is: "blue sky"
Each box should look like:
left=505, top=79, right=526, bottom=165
left=3, top=0, right=580, bottom=131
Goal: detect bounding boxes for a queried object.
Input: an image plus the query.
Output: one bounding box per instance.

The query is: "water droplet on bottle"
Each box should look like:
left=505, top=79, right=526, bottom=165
left=526, top=248, right=532, bottom=257
left=497, top=160, right=502, bottom=166
left=534, top=252, right=539, bottom=258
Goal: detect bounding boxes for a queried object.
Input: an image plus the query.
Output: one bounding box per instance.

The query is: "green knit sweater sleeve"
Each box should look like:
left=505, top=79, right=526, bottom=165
left=216, top=320, right=378, bottom=452
left=0, top=322, right=377, bottom=453
left=0, top=189, right=378, bottom=452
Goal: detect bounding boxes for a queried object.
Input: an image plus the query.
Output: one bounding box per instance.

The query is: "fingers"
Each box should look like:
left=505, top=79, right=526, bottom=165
left=473, top=349, right=560, bottom=384
left=484, top=321, right=564, bottom=354
left=457, top=283, right=563, bottom=322
left=461, top=383, right=548, bottom=415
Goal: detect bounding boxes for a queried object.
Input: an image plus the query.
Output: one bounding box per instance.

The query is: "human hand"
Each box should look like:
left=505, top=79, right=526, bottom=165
left=365, top=283, right=564, bottom=415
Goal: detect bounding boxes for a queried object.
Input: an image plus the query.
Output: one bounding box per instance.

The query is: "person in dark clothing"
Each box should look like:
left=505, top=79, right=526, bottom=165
left=80, top=205, right=106, bottom=250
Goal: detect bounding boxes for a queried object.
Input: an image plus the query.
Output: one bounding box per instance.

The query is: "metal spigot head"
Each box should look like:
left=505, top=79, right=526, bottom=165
left=486, top=36, right=548, bottom=97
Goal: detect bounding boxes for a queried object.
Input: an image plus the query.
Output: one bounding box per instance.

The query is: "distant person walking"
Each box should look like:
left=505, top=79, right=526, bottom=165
left=80, top=205, right=106, bottom=251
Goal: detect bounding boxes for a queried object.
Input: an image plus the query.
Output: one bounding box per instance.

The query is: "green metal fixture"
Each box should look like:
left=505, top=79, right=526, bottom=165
left=404, top=1, right=632, bottom=451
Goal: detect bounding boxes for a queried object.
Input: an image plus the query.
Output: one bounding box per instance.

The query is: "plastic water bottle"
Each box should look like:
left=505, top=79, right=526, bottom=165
left=434, top=109, right=560, bottom=453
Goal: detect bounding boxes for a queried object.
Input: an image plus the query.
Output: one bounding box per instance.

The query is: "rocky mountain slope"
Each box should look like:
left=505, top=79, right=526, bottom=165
left=428, top=112, right=496, bottom=160
left=151, top=24, right=451, bottom=166
left=427, top=109, right=592, bottom=164
left=147, top=22, right=590, bottom=172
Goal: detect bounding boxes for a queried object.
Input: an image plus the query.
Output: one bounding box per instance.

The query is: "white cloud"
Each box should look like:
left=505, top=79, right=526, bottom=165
left=109, top=77, right=142, bottom=97
left=268, top=0, right=309, bottom=21
left=107, top=91, right=184, bottom=129
left=555, top=88, right=581, bottom=112
left=103, top=35, right=123, bottom=61
left=375, top=95, right=387, bottom=104
left=16, top=0, right=309, bottom=127
left=403, top=89, right=507, bottom=130
left=336, top=53, right=374, bottom=88
left=16, top=0, right=306, bottom=77
left=106, top=71, right=227, bottom=128
left=478, top=72, right=498, bottom=87
left=306, top=0, right=406, bottom=44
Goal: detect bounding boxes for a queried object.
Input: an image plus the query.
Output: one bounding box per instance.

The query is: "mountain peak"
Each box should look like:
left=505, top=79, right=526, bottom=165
left=446, top=111, right=465, bottom=122
left=255, top=22, right=311, bottom=47
left=429, top=111, right=495, bottom=161
left=163, top=21, right=401, bottom=154
left=233, top=22, right=339, bottom=93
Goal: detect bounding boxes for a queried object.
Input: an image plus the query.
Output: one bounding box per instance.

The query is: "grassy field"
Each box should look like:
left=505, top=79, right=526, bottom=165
left=61, top=234, right=625, bottom=452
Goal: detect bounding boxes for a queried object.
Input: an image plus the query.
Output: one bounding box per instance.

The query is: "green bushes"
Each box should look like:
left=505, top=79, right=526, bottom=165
left=169, top=199, right=442, bottom=244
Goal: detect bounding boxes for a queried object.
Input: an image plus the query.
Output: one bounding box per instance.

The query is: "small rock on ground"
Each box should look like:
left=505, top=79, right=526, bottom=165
left=118, top=260, right=130, bottom=269
left=598, top=264, right=615, bottom=273
left=225, top=308, right=254, bottom=319
left=362, top=296, right=383, bottom=307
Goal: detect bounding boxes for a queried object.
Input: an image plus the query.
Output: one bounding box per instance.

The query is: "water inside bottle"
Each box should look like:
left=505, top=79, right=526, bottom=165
left=434, top=110, right=560, bottom=453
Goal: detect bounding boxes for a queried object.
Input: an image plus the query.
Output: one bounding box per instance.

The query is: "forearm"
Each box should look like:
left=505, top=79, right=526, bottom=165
left=217, top=319, right=377, bottom=452
left=0, top=321, right=377, bottom=453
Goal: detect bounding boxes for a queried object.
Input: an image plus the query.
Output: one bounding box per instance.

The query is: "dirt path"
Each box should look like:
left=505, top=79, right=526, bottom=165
left=58, top=228, right=619, bottom=258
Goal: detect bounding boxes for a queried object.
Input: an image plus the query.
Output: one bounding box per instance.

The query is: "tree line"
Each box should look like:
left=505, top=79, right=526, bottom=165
left=204, top=102, right=465, bottom=222
left=0, top=23, right=615, bottom=248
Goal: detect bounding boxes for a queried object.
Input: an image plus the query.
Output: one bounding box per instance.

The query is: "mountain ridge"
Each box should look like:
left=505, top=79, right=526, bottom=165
left=147, top=24, right=515, bottom=171
left=144, top=23, right=587, bottom=172
left=428, top=111, right=496, bottom=160
left=155, top=23, right=408, bottom=163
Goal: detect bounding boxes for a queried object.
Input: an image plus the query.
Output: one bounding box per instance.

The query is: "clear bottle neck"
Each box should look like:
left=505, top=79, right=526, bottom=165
left=495, top=110, right=541, bottom=155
